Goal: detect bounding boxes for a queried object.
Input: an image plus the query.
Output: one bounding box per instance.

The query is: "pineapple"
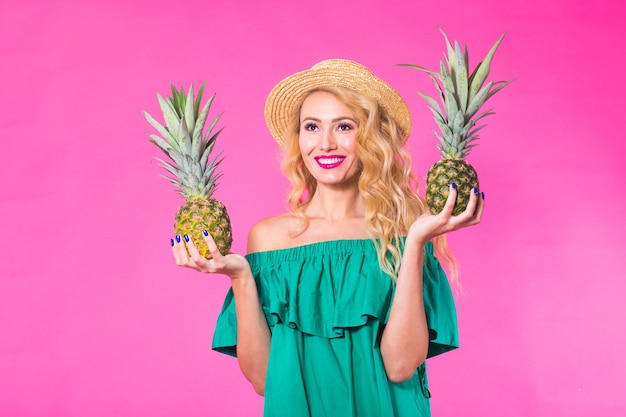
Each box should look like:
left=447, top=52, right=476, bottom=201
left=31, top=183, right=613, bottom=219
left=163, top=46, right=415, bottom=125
left=402, top=30, right=513, bottom=215
left=143, top=82, right=232, bottom=257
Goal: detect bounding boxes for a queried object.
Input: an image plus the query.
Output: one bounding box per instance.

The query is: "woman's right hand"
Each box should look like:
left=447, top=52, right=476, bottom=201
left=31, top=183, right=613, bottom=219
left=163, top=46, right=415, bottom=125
left=171, top=231, right=251, bottom=280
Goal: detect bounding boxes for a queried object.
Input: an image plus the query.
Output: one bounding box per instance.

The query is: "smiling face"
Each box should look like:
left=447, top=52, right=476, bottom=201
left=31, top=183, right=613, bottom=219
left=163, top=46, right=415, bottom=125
left=298, top=91, right=361, bottom=188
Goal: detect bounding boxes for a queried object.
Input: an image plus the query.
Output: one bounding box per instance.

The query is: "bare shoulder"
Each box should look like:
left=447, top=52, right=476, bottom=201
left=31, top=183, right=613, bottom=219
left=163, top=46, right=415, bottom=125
left=247, top=213, right=300, bottom=254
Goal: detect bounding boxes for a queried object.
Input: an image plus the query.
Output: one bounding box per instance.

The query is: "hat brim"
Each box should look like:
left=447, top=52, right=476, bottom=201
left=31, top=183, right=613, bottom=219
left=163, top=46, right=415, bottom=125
left=264, top=59, right=412, bottom=149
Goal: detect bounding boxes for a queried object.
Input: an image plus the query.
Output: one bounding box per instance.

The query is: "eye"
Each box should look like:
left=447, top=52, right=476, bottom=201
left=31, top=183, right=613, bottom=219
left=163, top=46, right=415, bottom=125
left=303, top=122, right=318, bottom=132
left=337, top=123, right=353, bottom=131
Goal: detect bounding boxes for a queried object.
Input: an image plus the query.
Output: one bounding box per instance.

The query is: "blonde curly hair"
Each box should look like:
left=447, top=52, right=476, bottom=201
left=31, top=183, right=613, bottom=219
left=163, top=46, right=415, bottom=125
left=280, top=86, right=457, bottom=280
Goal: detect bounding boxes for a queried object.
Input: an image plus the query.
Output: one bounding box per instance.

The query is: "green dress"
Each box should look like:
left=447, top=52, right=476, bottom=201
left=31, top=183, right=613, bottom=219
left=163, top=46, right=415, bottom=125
left=212, top=239, right=458, bottom=417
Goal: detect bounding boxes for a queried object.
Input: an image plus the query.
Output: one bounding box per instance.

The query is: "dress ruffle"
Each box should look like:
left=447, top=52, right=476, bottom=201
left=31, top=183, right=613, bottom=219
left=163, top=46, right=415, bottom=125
left=212, top=239, right=458, bottom=359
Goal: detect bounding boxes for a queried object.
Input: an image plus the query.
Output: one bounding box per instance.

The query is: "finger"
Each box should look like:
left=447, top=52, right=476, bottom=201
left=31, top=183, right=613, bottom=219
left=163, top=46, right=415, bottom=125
left=458, top=188, right=483, bottom=226
left=463, top=187, right=480, bottom=218
left=439, top=183, right=458, bottom=218
left=472, top=191, right=485, bottom=222
left=184, top=234, right=208, bottom=267
left=201, top=229, right=225, bottom=261
left=171, top=235, right=190, bottom=265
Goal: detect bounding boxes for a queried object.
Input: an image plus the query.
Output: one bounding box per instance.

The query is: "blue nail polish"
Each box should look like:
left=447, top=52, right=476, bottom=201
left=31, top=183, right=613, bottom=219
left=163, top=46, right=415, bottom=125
left=474, top=187, right=479, bottom=195
left=184, top=234, right=190, bottom=242
left=451, top=183, right=457, bottom=189
left=175, top=235, right=181, bottom=243
left=203, top=230, right=209, bottom=237
left=170, top=238, right=175, bottom=247
left=481, top=191, right=485, bottom=200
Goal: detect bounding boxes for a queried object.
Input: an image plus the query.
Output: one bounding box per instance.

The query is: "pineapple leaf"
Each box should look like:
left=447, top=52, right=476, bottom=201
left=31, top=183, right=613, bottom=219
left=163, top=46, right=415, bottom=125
left=207, top=152, right=225, bottom=173
left=154, top=157, right=183, bottom=178
left=434, top=132, right=447, bottom=147
left=466, top=81, right=493, bottom=119
left=143, top=111, right=179, bottom=151
left=444, top=88, right=458, bottom=124
left=429, top=107, right=447, bottom=128
left=437, top=120, right=453, bottom=140
left=157, top=93, right=181, bottom=138
left=430, top=74, right=445, bottom=103
left=148, top=135, right=174, bottom=155
left=158, top=149, right=185, bottom=174
left=202, top=154, right=224, bottom=196
left=178, top=116, right=192, bottom=156
left=201, top=130, right=219, bottom=162
left=435, top=143, right=454, bottom=159
left=462, top=144, right=479, bottom=155
left=200, top=143, right=223, bottom=172
left=160, top=174, right=183, bottom=187
left=486, top=79, right=515, bottom=101
left=397, top=63, right=441, bottom=78
left=439, top=28, right=457, bottom=80
left=401, top=29, right=511, bottom=154
left=203, top=115, right=224, bottom=145
left=469, top=33, right=506, bottom=101
left=205, top=157, right=224, bottom=178
left=165, top=147, right=185, bottom=169
left=193, top=93, right=215, bottom=144
left=466, top=124, right=487, bottom=140
left=181, top=152, right=193, bottom=174
left=171, top=85, right=185, bottom=118
left=146, top=81, right=226, bottom=198
left=439, top=59, right=456, bottom=98
left=190, top=131, right=202, bottom=163
left=184, top=84, right=197, bottom=139
left=472, top=109, right=496, bottom=123
left=452, top=110, right=465, bottom=132
left=417, top=92, right=443, bottom=116
left=188, top=95, right=206, bottom=163
left=194, top=81, right=206, bottom=117
left=455, top=41, right=469, bottom=113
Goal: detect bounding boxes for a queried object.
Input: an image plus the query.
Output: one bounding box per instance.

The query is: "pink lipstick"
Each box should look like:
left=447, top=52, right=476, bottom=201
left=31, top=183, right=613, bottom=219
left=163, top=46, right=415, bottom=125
left=314, top=155, right=346, bottom=169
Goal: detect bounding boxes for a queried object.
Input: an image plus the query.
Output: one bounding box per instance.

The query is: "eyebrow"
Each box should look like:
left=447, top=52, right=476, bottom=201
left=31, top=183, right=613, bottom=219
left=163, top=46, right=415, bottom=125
left=301, top=116, right=357, bottom=123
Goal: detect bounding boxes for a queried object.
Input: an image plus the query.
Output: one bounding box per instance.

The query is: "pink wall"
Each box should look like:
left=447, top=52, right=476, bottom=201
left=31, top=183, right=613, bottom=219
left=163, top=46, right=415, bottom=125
left=1, top=0, right=624, bottom=416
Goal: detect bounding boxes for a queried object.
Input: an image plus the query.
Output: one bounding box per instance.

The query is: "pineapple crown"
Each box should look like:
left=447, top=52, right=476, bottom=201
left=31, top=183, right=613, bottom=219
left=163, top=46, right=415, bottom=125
left=143, top=82, right=224, bottom=200
left=400, top=29, right=513, bottom=159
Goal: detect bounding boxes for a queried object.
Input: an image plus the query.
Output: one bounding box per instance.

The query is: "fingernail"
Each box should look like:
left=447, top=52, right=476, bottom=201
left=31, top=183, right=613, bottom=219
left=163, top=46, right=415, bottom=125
left=202, top=230, right=209, bottom=237
left=473, top=187, right=479, bottom=195
left=184, top=234, right=190, bottom=242
left=481, top=191, right=485, bottom=200
left=175, top=235, right=181, bottom=243
left=451, top=183, right=457, bottom=189
left=170, top=238, right=175, bottom=247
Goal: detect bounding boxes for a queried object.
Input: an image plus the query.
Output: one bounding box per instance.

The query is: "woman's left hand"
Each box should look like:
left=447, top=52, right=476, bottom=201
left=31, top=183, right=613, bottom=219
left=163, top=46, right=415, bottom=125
left=409, top=184, right=484, bottom=245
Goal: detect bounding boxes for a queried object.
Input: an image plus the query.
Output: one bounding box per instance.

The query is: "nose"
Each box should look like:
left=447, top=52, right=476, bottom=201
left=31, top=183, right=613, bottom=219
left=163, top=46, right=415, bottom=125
left=319, top=129, right=337, bottom=151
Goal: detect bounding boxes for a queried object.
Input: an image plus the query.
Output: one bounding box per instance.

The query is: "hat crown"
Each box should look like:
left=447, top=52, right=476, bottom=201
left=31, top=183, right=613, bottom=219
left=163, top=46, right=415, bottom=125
left=312, top=59, right=369, bottom=72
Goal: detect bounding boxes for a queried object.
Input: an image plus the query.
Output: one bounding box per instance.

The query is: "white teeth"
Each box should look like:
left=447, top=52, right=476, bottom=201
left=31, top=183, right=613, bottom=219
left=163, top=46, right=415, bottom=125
left=317, top=157, right=343, bottom=164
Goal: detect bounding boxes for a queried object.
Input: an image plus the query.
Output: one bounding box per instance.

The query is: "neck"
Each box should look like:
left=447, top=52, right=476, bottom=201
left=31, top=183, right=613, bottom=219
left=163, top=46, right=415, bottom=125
left=304, top=183, right=365, bottom=220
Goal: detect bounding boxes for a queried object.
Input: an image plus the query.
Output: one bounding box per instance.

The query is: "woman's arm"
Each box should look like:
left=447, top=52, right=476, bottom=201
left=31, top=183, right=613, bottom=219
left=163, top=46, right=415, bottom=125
left=172, top=230, right=271, bottom=395
left=380, top=185, right=484, bottom=382
left=379, top=234, right=429, bottom=383
left=229, top=265, right=271, bottom=395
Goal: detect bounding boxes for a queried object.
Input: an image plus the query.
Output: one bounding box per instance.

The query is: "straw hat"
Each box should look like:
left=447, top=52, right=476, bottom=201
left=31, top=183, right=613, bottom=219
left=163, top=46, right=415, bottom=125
left=264, top=59, right=412, bottom=149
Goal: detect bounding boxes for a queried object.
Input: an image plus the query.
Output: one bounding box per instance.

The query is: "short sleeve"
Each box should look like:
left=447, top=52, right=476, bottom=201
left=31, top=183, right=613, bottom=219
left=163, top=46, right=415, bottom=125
left=423, top=242, right=459, bottom=358
left=211, top=288, right=238, bottom=357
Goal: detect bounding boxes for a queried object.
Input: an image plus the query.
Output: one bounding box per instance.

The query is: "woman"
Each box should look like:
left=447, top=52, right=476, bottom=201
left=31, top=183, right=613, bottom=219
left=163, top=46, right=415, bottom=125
left=172, top=59, right=483, bottom=416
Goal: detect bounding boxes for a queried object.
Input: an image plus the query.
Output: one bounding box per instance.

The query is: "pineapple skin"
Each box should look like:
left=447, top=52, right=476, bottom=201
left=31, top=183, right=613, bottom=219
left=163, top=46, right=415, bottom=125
left=174, top=198, right=233, bottom=258
left=426, top=159, right=479, bottom=216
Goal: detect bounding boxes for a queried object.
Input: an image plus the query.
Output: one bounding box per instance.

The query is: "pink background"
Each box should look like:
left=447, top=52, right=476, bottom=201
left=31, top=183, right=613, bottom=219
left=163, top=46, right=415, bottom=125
left=1, top=0, right=624, bottom=416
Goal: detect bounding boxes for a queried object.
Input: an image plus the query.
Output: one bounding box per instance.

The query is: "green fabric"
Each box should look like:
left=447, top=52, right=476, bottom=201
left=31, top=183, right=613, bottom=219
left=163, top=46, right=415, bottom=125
left=212, top=239, right=458, bottom=417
